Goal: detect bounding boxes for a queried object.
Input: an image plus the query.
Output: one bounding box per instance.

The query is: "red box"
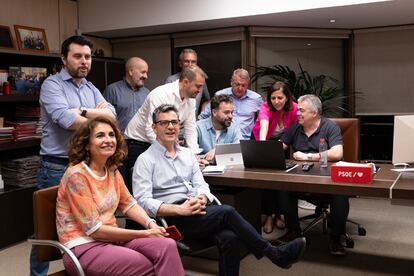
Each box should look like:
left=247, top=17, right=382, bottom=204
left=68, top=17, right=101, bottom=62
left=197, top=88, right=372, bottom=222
left=331, top=163, right=373, bottom=184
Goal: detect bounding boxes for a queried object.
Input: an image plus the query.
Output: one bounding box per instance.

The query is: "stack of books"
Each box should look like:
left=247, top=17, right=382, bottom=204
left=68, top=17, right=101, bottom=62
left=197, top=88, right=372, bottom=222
left=5, top=121, right=40, bottom=141
left=0, top=127, right=14, bottom=143
left=1, top=155, right=39, bottom=187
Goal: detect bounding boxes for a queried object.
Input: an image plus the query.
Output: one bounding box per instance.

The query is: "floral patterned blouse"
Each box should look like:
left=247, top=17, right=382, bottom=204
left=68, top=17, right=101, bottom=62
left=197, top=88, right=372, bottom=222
left=56, top=162, right=136, bottom=249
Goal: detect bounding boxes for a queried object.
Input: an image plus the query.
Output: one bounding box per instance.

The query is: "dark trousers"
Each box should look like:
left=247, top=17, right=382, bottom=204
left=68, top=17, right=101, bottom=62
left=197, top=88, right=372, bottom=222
left=125, top=139, right=151, bottom=193
left=124, top=139, right=151, bottom=230
left=166, top=204, right=270, bottom=276
left=261, top=190, right=283, bottom=216
left=277, top=191, right=349, bottom=238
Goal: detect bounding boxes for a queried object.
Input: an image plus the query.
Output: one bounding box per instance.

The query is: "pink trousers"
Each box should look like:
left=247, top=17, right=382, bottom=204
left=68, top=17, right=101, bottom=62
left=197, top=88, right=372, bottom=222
left=63, top=237, right=185, bottom=276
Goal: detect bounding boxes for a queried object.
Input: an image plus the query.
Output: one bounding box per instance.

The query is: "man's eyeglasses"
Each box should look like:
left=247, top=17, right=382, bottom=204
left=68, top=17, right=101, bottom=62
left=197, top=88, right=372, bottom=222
left=154, top=120, right=180, bottom=127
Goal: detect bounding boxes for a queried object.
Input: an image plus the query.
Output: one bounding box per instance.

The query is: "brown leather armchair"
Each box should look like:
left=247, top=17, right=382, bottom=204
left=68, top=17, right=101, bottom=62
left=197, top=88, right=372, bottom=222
left=331, top=118, right=360, bottom=163
left=28, top=186, right=84, bottom=276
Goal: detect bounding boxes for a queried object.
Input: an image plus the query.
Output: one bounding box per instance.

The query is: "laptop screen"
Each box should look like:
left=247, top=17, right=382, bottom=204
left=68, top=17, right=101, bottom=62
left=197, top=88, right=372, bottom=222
left=240, top=140, right=290, bottom=170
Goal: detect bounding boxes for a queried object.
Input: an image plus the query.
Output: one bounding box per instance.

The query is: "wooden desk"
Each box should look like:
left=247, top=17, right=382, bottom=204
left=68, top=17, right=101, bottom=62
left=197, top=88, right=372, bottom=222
left=204, top=163, right=403, bottom=199
left=391, top=172, right=414, bottom=205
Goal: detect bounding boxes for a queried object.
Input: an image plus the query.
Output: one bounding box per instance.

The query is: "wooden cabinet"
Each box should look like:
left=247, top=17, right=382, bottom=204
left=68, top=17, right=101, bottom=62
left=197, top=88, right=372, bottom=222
left=0, top=50, right=124, bottom=248
left=0, top=186, right=36, bottom=248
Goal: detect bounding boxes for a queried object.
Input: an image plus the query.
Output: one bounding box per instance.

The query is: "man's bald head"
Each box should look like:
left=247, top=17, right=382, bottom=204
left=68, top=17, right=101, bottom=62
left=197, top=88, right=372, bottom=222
left=125, top=57, right=148, bottom=89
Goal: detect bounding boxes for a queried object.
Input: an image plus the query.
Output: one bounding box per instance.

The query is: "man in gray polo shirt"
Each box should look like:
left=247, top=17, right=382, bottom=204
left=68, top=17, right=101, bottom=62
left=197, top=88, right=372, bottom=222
left=30, top=35, right=116, bottom=276
left=103, top=57, right=150, bottom=132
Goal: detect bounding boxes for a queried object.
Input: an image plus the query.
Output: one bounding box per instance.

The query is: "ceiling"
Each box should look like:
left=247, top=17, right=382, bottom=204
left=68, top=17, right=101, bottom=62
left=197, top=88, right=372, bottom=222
left=85, top=1, right=414, bottom=39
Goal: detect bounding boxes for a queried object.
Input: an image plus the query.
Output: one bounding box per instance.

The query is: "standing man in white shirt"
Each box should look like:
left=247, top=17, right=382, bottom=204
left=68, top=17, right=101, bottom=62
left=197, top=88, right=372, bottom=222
left=124, top=66, right=206, bottom=191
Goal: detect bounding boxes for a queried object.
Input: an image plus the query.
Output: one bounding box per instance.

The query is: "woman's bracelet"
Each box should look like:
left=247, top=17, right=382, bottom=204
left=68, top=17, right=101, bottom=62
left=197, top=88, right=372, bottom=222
left=145, top=218, right=156, bottom=229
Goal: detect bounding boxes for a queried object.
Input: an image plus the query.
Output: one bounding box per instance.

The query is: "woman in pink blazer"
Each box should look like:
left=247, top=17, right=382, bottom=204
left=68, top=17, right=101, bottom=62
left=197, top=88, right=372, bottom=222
left=251, top=81, right=298, bottom=234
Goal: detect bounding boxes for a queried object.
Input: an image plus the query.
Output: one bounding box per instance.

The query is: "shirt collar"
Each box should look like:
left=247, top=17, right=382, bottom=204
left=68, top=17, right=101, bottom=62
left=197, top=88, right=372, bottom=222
left=153, top=140, right=182, bottom=158
left=231, top=89, right=250, bottom=100
left=172, top=80, right=187, bottom=103
left=124, top=78, right=144, bottom=91
left=206, top=118, right=228, bottom=133
left=60, top=68, right=87, bottom=85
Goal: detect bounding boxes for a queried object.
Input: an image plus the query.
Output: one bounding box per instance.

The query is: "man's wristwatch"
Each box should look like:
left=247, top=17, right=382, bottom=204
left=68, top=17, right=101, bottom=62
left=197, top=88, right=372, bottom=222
left=307, top=153, right=313, bottom=161
left=79, top=107, right=87, bottom=117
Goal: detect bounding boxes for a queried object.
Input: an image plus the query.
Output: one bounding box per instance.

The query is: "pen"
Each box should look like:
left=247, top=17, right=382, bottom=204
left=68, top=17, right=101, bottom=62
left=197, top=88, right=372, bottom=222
left=286, top=163, right=299, bottom=173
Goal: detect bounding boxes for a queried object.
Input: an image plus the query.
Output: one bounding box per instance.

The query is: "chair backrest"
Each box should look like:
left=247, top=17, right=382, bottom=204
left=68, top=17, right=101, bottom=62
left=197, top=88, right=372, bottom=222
left=33, top=186, right=61, bottom=262
left=331, top=118, right=360, bottom=162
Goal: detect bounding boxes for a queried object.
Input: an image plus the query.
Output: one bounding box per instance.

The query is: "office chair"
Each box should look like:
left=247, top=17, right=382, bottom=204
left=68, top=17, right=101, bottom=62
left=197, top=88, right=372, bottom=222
left=300, top=118, right=366, bottom=248
left=158, top=194, right=222, bottom=257
left=28, top=186, right=85, bottom=276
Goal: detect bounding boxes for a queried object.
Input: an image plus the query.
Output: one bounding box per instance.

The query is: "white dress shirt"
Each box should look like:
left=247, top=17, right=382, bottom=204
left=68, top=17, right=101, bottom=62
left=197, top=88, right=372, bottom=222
left=124, top=80, right=198, bottom=152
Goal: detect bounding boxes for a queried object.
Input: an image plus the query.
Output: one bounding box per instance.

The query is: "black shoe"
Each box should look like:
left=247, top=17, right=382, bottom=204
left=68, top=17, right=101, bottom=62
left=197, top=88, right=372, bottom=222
left=265, top=237, right=306, bottom=269
left=277, top=230, right=303, bottom=244
left=329, top=239, right=346, bottom=256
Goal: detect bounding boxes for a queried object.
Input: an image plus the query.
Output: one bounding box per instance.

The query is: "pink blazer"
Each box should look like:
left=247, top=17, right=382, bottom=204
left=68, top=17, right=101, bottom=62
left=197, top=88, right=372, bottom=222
left=252, top=101, right=298, bottom=140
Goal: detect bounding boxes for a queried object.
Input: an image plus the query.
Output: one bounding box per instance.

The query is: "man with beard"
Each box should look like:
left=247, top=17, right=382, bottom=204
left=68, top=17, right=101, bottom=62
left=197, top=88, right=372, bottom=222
left=30, top=35, right=116, bottom=276
left=124, top=66, right=206, bottom=198
left=103, top=57, right=150, bottom=132
left=196, top=94, right=241, bottom=161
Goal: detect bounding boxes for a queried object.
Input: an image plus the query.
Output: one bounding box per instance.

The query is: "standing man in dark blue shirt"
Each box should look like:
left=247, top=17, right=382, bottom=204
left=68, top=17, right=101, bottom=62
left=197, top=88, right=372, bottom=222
left=103, top=57, right=150, bottom=195
left=103, top=57, right=150, bottom=132
left=30, top=35, right=116, bottom=276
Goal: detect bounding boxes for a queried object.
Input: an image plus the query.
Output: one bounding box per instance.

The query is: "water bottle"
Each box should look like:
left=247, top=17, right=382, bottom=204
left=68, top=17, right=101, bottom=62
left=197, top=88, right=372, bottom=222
left=319, top=137, right=328, bottom=167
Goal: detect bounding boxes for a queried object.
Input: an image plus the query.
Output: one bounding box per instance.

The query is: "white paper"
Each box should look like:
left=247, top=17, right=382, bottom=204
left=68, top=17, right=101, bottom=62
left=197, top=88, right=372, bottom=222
left=391, top=168, right=414, bottom=172
left=202, top=165, right=226, bottom=174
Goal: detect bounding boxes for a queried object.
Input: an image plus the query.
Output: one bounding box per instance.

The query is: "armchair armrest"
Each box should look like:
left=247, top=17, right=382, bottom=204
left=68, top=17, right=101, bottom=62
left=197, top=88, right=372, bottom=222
left=28, top=238, right=85, bottom=276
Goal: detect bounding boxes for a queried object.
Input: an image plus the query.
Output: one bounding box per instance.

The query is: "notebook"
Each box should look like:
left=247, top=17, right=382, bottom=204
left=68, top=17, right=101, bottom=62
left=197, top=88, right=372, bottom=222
left=214, top=143, right=244, bottom=166
left=240, top=140, right=295, bottom=170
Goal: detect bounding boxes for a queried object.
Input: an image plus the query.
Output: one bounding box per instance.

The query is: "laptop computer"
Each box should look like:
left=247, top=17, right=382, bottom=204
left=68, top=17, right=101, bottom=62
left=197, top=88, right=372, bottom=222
left=214, top=143, right=244, bottom=166
left=240, top=140, right=294, bottom=170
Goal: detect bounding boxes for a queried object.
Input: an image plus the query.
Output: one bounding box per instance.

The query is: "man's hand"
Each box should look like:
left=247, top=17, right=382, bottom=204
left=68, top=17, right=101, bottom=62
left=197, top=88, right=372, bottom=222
left=197, top=158, right=209, bottom=167
left=204, top=149, right=215, bottom=161
left=196, top=194, right=208, bottom=206
left=177, top=197, right=207, bottom=216
left=293, top=151, right=309, bottom=161
left=96, top=101, right=109, bottom=109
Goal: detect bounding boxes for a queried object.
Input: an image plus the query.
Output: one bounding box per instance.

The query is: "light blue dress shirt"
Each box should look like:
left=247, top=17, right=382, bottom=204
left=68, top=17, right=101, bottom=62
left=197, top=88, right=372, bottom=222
left=196, top=117, right=242, bottom=154
left=39, top=69, right=115, bottom=157
left=132, top=141, right=214, bottom=217
left=198, top=87, right=263, bottom=139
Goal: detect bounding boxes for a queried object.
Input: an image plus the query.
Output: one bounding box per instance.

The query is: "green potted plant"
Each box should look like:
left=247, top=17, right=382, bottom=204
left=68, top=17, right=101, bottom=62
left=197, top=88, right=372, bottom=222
left=251, top=62, right=351, bottom=117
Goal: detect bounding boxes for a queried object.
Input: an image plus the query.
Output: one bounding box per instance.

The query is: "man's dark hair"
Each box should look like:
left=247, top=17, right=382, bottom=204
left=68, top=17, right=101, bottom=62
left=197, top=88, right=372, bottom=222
left=210, top=94, right=233, bottom=111
left=152, top=104, right=179, bottom=123
left=61, top=35, right=93, bottom=58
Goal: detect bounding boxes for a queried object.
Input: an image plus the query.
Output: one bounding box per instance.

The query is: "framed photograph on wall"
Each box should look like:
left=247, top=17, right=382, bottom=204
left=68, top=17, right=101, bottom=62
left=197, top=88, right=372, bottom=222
left=0, top=25, right=15, bottom=50
left=14, top=25, right=49, bottom=53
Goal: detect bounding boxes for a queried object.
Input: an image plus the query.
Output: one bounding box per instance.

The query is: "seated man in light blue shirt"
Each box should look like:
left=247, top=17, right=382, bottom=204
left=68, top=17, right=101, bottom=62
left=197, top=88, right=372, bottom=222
left=197, top=94, right=241, bottom=161
left=133, top=104, right=306, bottom=276
left=198, top=68, right=263, bottom=139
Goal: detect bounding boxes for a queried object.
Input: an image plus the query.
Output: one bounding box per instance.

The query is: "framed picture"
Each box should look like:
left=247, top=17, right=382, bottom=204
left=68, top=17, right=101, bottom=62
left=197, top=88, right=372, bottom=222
left=14, top=25, right=49, bottom=53
left=0, top=25, right=15, bottom=50
left=9, top=66, right=48, bottom=95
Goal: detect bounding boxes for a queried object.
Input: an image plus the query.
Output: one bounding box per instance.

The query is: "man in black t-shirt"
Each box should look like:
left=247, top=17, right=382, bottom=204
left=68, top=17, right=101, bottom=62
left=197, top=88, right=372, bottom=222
left=277, top=94, right=349, bottom=256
